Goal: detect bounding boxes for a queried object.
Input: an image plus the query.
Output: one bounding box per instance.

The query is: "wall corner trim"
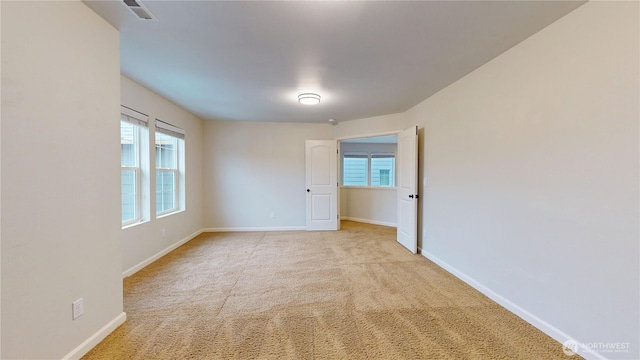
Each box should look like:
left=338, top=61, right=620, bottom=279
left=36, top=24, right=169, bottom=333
left=123, top=229, right=204, bottom=278
left=62, top=312, right=126, bottom=360
left=421, top=251, right=609, bottom=360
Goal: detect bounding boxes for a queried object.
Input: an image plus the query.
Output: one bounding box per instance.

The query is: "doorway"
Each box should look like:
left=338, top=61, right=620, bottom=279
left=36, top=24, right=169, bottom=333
left=336, top=126, right=419, bottom=253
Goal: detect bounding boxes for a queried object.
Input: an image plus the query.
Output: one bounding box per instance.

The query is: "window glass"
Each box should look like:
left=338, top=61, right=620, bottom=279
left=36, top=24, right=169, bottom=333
left=155, top=133, right=176, bottom=169
left=156, top=170, right=176, bottom=214
left=343, top=154, right=368, bottom=186
left=155, top=132, right=179, bottom=215
left=121, top=120, right=140, bottom=224
left=121, top=169, right=137, bottom=222
left=379, top=169, right=390, bottom=186
left=371, top=155, right=395, bottom=187
left=121, top=121, right=138, bottom=167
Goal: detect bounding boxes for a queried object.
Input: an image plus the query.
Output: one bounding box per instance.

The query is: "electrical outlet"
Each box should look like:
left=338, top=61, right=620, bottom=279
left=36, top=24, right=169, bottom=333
left=72, top=298, right=84, bottom=320
left=270, top=211, right=275, bottom=219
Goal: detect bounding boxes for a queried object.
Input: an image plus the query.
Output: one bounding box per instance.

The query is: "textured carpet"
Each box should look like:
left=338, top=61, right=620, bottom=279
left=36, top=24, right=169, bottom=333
left=83, top=221, right=579, bottom=359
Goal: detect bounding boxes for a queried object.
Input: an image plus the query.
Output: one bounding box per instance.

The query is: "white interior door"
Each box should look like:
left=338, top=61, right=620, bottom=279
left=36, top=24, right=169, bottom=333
left=397, top=126, right=418, bottom=253
left=305, top=140, right=338, bottom=231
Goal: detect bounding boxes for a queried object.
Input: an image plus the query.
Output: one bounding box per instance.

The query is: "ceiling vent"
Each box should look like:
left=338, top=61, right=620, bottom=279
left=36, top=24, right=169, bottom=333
left=123, top=0, right=156, bottom=21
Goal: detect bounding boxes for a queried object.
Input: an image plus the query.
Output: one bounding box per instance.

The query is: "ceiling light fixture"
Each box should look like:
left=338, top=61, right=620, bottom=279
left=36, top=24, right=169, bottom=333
left=298, top=93, right=321, bottom=105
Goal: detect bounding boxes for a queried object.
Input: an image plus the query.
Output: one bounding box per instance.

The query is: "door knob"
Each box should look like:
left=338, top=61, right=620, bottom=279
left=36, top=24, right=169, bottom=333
left=409, top=194, right=414, bottom=198
left=307, top=189, right=310, bottom=192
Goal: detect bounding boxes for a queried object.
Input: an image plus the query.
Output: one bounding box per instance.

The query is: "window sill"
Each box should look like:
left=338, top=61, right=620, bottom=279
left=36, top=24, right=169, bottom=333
left=156, top=209, right=185, bottom=219
left=122, top=219, right=149, bottom=230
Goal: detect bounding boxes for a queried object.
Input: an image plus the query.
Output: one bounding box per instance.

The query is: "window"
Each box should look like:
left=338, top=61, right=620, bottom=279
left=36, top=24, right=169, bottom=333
left=155, top=119, right=185, bottom=216
left=342, top=152, right=395, bottom=187
left=343, top=153, right=368, bottom=186
left=371, top=154, right=395, bottom=187
left=121, top=106, right=149, bottom=226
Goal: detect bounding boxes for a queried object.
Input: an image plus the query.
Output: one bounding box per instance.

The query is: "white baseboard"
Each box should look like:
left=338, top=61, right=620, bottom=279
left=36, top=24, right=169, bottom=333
left=341, top=216, right=397, bottom=228
left=123, top=229, right=203, bottom=278
left=420, top=251, right=608, bottom=360
left=202, top=226, right=305, bottom=232
left=62, top=312, right=126, bottom=360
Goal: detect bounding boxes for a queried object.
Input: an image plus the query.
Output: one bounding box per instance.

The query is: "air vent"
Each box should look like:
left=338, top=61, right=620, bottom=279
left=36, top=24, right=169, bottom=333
left=123, top=0, right=156, bottom=21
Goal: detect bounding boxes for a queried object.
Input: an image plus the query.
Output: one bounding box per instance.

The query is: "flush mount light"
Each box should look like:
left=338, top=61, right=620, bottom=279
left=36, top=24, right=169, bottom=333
left=298, top=93, right=321, bottom=105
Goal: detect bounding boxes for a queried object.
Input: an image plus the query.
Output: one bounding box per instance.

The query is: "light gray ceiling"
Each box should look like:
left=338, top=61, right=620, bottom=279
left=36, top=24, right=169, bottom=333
left=85, top=1, right=584, bottom=124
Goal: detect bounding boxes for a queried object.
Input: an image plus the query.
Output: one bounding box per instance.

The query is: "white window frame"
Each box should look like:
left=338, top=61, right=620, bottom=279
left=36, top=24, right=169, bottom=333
left=121, top=106, right=149, bottom=227
left=155, top=119, right=185, bottom=217
left=341, top=152, right=396, bottom=188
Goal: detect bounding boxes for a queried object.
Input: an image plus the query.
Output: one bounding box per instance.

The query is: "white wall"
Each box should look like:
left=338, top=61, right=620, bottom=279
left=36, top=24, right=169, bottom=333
left=333, top=113, right=405, bottom=139
left=407, top=2, right=639, bottom=359
left=1, top=2, right=123, bottom=359
left=340, top=188, right=396, bottom=227
left=203, top=121, right=332, bottom=229
left=121, top=76, right=204, bottom=275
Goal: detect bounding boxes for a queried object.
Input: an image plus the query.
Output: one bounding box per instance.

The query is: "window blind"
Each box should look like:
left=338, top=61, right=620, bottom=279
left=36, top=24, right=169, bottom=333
left=120, top=105, right=149, bottom=127
left=343, top=153, right=368, bottom=159
left=372, top=154, right=395, bottom=159
left=155, top=119, right=185, bottom=139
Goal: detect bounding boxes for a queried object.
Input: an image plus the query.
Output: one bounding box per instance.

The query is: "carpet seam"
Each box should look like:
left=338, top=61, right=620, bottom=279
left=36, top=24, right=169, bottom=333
left=215, top=231, right=267, bottom=317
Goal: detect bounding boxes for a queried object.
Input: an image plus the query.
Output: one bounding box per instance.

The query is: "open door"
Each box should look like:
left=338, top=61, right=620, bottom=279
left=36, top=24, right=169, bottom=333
left=305, top=140, right=338, bottom=231
left=397, top=126, right=418, bottom=253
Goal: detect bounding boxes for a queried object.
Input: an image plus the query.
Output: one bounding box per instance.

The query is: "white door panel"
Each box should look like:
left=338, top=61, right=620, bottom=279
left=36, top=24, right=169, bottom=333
left=306, top=140, right=338, bottom=231
left=311, top=194, right=332, bottom=220
left=397, top=126, right=418, bottom=253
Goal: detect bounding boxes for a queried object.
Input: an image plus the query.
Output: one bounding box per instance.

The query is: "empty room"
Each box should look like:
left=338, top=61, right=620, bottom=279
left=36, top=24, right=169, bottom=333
left=1, top=1, right=638, bottom=359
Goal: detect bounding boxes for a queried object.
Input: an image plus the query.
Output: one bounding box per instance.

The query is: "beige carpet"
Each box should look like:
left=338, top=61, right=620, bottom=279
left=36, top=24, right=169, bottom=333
left=83, top=221, right=579, bottom=359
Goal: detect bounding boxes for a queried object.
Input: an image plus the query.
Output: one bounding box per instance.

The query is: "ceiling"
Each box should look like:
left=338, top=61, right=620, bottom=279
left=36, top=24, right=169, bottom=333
left=85, top=1, right=584, bottom=124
